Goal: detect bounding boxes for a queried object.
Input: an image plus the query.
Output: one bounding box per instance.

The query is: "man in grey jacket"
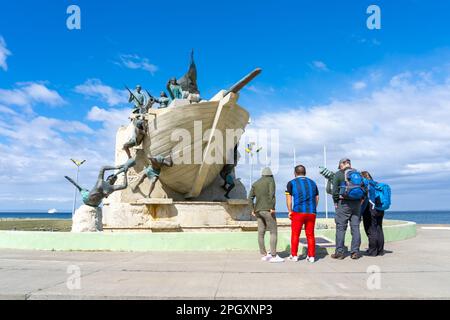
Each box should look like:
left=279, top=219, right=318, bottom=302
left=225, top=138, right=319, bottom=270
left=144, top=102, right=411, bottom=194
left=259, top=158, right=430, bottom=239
left=331, top=158, right=363, bottom=260
left=248, top=167, right=284, bottom=263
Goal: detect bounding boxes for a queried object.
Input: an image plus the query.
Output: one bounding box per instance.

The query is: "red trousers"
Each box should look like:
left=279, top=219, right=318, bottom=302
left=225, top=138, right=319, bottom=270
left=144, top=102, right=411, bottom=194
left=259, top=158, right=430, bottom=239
left=291, top=213, right=316, bottom=257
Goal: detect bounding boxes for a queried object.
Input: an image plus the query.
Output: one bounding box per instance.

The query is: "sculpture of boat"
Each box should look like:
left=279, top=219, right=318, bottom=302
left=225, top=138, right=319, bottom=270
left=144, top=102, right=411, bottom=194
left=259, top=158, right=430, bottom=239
left=102, top=59, right=260, bottom=231
left=143, top=68, right=261, bottom=198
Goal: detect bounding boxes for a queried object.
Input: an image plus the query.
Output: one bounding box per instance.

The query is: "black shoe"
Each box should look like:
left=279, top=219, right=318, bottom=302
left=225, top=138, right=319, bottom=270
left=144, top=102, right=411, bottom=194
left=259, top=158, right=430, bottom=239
left=331, top=253, right=345, bottom=260
left=364, top=250, right=377, bottom=257
left=351, top=253, right=362, bottom=260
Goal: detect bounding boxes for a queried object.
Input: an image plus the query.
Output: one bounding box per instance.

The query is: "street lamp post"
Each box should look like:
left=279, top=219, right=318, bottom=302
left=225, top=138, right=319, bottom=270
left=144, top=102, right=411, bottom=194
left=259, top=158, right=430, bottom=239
left=70, top=159, right=86, bottom=217
left=246, top=143, right=262, bottom=191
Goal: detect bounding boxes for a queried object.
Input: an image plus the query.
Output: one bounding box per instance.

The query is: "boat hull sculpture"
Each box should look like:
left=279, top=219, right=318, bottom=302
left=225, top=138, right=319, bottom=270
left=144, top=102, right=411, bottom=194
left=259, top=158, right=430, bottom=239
left=147, top=92, right=249, bottom=196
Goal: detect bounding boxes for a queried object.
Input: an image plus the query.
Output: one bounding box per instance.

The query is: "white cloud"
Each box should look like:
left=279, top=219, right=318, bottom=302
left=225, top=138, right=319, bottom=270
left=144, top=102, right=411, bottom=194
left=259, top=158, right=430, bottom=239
left=0, top=105, right=16, bottom=115
left=401, top=161, right=450, bottom=175
left=0, top=115, right=96, bottom=182
left=118, top=54, right=158, bottom=75
left=352, top=35, right=382, bottom=47
left=0, top=78, right=134, bottom=208
left=20, top=82, right=66, bottom=106
left=0, top=107, right=122, bottom=210
left=0, top=79, right=128, bottom=210
left=75, top=79, right=127, bottom=106
left=2, top=67, right=450, bottom=211
left=353, top=81, right=367, bottom=90
left=239, top=71, right=450, bottom=211
left=87, top=105, right=128, bottom=123
left=311, top=60, right=329, bottom=72
left=86, top=105, right=130, bottom=147
left=0, top=36, right=11, bottom=71
left=246, top=85, right=276, bottom=95
left=0, top=82, right=66, bottom=111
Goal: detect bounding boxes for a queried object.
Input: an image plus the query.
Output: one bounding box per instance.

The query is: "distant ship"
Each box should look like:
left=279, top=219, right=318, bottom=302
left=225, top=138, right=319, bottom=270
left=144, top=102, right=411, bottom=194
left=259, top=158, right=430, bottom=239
left=48, top=208, right=58, bottom=214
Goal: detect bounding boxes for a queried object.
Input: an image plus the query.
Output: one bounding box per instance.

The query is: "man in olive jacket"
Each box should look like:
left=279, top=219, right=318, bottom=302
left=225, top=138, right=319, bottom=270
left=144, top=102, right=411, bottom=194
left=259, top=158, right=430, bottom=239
left=248, top=167, right=284, bottom=263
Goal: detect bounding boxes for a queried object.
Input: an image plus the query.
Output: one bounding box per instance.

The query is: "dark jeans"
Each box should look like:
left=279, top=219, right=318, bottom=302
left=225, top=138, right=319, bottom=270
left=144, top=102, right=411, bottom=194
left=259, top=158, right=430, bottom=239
left=363, top=206, right=385, bottom=256
left=335, top=200, right=361, bottom=255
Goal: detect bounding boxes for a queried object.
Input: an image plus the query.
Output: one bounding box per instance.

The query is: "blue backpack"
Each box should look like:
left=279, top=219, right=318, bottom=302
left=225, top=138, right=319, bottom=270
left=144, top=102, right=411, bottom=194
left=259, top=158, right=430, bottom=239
left=374, top=183, right=391, bottom=211
left=340, top=169, right=366, bottom=200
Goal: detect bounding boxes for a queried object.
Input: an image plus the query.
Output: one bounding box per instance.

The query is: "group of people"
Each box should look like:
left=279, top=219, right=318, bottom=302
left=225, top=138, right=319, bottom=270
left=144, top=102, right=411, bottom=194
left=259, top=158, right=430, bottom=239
left=248, top=158, right=388, bottom=263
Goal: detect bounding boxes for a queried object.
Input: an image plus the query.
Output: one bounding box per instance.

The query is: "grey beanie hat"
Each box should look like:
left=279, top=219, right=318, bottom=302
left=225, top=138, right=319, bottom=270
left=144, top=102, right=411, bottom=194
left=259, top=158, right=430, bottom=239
left=338, top=158, right=351, bottom=169
left=261, top=167, right=273, bottom=176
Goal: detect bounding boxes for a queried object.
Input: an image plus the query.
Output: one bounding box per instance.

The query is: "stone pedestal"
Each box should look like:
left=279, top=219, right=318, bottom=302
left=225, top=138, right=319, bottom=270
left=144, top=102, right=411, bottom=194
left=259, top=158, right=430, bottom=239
left=72, top=205, right=103, bottom=233
left=102, top=200, right=252, bottom=232
left=102, top=120, right=252, bottom=232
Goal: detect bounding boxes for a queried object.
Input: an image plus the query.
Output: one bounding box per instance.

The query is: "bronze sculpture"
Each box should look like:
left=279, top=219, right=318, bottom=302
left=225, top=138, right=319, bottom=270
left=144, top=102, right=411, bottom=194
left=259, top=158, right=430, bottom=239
left=126, top=85, right=146, bottom=114
left=65, top=159, right=136, bottom=208
left=123, top=116, right=147, bottom=159
left=131, top=155, right=174, bottom=197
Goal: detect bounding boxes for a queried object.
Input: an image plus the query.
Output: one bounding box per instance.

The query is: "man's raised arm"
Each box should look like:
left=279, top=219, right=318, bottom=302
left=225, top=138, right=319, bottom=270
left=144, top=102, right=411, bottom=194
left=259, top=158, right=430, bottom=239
left=98, top=166, right=118, bottom=180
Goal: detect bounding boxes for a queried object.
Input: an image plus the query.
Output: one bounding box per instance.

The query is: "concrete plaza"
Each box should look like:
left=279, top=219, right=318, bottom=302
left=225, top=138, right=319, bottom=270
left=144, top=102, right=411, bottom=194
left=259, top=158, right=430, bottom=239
left=0, top=226, right=449, bottom=300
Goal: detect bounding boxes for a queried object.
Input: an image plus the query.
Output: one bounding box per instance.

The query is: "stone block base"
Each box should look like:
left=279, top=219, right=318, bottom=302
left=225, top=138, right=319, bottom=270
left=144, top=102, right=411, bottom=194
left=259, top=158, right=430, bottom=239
left=102, top=201, right=252, bottom=232
left=72, top=205, right=103, bottom=233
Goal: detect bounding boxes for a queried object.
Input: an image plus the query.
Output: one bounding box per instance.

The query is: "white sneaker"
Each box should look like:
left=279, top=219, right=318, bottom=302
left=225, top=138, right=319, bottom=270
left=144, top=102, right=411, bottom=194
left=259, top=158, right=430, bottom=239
left=306, top=256, right=315, bottom=263
left=269, top=255, right=285, bottom=263
left=287, top=255, right=299, bottom=262
left=261, top=253, right=272, bottom=262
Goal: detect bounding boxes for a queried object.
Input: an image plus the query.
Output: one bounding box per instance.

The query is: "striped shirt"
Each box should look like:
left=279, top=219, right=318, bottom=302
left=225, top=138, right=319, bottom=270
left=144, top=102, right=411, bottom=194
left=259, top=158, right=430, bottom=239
left=285, top=177, right=319, bottom=214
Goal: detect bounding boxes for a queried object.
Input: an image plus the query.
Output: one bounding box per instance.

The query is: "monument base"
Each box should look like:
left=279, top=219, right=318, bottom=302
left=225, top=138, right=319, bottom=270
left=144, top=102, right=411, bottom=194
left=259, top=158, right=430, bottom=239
left=72, top=205, right=103, bottom=233
left=102, top=200, right=252, bottom=232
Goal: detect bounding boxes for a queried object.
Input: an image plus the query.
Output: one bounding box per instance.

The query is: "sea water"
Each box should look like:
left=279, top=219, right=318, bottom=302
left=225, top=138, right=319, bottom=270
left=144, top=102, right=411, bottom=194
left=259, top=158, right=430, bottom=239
left=1, top=211, right=450, bottom=224
left=0, top=212, right=72, bottom=220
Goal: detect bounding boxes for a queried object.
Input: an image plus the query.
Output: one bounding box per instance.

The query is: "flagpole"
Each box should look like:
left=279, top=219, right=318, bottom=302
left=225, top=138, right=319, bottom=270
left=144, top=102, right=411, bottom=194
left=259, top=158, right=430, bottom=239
left=249, top=153, right=253, bottom=192
left=72, top=166, right=79, bottom=217
left=293, top=148, right=297, bottom=168
left=324, top=145, right=329, bottom=220
left=71, top=159, right=85, bottom=218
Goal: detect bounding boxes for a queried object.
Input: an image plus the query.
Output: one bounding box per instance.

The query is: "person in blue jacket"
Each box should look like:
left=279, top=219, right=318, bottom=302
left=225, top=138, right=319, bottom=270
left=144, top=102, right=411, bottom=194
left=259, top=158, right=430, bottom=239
left=361, top=171, right=385, bottom=257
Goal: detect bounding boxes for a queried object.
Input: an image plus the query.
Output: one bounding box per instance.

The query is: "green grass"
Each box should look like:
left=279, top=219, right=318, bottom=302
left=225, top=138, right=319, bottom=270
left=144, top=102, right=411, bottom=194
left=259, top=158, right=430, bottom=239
left=0, top=219, right=72, bottom=232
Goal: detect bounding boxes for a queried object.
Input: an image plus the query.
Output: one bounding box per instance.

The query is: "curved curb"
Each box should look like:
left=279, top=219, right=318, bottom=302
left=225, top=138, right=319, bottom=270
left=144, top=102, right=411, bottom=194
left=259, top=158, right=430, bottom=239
left=0, top=220, right=417, bottom=252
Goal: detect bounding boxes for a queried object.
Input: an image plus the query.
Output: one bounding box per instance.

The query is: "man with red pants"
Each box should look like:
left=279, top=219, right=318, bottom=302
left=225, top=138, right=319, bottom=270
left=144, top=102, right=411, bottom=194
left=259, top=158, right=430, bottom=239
left=286, top=165, right=320, bottom=263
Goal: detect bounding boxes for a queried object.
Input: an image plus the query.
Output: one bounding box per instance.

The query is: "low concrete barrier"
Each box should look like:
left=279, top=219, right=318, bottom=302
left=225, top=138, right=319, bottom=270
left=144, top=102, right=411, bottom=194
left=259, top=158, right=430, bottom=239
left=0, top=220, right=417, bottom=252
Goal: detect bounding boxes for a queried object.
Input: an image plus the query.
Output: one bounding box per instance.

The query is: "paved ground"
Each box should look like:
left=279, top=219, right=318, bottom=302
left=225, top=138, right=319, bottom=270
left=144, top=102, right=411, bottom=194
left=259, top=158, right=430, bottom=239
left=0, top=226, right=449, bottom=300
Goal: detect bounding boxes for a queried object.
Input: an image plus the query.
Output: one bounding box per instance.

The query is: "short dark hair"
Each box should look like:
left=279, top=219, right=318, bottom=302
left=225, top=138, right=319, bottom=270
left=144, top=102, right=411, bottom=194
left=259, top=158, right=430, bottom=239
left=361, top=171, right=373, bottom=180
left=295, top=165, right=306, bottom=176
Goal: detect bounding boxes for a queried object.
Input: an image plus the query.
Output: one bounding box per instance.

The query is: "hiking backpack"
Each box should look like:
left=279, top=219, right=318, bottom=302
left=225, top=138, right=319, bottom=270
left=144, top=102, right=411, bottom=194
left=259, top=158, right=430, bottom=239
left=339, top=169, right=366, bottom=200
left=374, top=182, right=391, bottom=211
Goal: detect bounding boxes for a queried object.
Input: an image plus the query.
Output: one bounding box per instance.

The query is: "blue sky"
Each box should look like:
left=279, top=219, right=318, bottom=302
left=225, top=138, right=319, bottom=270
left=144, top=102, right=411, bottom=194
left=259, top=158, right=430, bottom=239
left=2, top=0, right=449, bottom=109
left=1, top=0, right=450, bottom=211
